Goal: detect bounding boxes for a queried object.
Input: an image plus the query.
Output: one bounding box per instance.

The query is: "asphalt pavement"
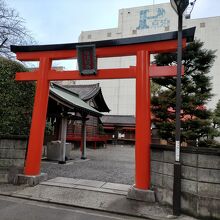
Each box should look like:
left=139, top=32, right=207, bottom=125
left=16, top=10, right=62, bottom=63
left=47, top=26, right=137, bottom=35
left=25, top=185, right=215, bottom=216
left=0, top=195, right=144, bottom=220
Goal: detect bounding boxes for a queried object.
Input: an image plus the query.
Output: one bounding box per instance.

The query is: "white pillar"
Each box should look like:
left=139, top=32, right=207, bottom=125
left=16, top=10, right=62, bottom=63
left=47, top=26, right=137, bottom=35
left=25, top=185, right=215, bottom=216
left=81, top=118, right=87, bottom=159
left=59, top=116, right=67, bottom=164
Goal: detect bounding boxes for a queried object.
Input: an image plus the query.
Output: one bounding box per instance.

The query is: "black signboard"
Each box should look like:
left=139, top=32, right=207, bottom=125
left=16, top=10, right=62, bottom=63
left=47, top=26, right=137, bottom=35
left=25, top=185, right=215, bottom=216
left=76, top=44, right=97, bottom=75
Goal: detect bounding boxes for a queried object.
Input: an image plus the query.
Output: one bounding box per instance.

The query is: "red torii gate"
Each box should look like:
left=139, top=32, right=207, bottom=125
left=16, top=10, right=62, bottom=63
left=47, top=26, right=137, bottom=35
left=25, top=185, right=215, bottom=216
left=11, top=27, right=195, bottom=191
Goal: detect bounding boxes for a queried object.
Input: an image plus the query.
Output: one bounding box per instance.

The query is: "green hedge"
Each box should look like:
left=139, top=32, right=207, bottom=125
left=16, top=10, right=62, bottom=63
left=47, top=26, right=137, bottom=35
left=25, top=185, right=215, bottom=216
left=0, top=57, right=35, bottom=135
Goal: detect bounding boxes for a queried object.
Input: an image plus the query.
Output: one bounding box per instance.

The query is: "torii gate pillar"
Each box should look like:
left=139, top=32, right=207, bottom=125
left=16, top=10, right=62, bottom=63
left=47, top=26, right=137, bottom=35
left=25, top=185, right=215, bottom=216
left=25, top=58, right=51, bottom=175
left=127, top=50, right=156, bottom=201
left=135, top=50, right=151, bottom=189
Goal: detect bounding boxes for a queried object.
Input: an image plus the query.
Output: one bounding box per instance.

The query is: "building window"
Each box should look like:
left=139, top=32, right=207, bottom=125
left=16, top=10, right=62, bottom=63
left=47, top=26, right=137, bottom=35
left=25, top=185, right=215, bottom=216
left=200, top=22, right=205, bottom=28
left=107, top=32, right=112, bottom=37
left=165, top=26, right=170, bottom=31
left=132, top=30, right=137, bottom=35
left=88, top=34, right=92, bottom=39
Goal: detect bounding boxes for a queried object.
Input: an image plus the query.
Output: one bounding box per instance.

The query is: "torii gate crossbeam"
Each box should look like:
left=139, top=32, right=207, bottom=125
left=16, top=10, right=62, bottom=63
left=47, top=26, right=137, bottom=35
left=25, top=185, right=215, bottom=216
left=11, top=27, right=195, bottom=190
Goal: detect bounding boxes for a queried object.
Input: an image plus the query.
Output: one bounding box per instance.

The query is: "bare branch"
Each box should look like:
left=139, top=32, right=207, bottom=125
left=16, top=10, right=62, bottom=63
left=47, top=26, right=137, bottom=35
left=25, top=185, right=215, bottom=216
left=0, top=0, right=36, bottom=58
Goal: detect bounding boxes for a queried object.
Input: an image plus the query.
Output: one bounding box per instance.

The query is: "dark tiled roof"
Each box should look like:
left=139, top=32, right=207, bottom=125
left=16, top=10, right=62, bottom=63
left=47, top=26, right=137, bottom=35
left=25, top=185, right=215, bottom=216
left=101, top=115, right=135, bottom=126
left=49, top=83, right=102, bottom=117
left=63, top=84, right=99, bottom=100
left=62, top=83, right=110, bottom=112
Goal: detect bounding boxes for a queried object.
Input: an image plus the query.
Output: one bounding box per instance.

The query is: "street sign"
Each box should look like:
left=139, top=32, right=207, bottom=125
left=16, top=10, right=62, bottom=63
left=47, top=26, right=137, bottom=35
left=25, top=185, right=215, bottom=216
left=76, top=44, right=97, bottom=75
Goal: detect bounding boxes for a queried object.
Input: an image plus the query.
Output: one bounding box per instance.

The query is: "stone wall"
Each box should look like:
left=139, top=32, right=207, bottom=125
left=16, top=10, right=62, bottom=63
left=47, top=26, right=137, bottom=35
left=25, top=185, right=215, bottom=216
left=151, top=144, right=220, bottom=220
left=0, top=135, right=27, bottom=183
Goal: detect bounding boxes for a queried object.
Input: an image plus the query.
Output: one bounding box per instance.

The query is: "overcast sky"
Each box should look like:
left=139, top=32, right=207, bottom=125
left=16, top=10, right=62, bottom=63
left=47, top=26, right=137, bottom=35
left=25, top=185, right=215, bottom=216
left=5, top=0, right=220, bottom=45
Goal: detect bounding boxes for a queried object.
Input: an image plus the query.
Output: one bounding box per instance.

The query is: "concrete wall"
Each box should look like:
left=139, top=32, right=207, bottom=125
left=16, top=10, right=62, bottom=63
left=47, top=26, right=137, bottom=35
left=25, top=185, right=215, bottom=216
left=151, top=144, right=220, bottom=220
left=0, top=136, right=27, bottom=183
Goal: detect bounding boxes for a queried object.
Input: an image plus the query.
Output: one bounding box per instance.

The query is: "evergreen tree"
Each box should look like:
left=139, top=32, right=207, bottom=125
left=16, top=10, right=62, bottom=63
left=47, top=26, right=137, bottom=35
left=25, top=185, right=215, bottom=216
left=151, top=79, right=162, bottom=97
left=0, top=57, right=35, bottom=135
left=151, top=40, right=216, bottom=145
left=211, top=99, right=220, bottom=138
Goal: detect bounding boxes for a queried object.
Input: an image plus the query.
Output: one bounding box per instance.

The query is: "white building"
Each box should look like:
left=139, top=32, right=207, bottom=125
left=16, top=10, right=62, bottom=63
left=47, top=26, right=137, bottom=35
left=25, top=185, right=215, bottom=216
left=78, top=3, right=220, bottom=115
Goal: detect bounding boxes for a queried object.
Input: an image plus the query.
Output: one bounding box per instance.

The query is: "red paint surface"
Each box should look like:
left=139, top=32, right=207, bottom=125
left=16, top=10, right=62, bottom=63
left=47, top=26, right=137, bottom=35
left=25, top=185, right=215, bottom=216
left=135, top=51, right=150, bottom=189
left=24, top=58, right=51, bottom=175
left=14, top=39, right=186, bottom=190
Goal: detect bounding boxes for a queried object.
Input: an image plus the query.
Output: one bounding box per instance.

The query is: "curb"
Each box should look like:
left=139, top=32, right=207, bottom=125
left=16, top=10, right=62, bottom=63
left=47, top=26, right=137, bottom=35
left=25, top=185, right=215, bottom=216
left=0, top=192, right=165, bottom=220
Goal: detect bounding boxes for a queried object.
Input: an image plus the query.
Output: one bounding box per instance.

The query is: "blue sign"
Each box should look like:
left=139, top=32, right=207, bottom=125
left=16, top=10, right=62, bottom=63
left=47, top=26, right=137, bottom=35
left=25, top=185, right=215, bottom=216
left=137, top=8, right=170, bottom=30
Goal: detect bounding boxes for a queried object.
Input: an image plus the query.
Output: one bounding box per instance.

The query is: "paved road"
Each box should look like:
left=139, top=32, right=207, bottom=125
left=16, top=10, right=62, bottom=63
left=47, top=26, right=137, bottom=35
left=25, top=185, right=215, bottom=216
left=41, top=145, right=135, bottom=185
left=0, top=195, right=144, bottom=220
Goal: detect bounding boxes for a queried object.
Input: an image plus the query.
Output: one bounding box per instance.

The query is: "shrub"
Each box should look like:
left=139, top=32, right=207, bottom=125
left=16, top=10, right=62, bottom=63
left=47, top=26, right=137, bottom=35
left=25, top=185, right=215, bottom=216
left=0, top=57, right=35, bottom=135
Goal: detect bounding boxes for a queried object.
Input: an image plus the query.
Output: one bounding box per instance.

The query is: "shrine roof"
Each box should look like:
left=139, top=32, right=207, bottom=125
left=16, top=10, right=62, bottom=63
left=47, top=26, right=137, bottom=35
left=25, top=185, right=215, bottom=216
left=11, top=27, right=195, bottom=52
left=49, top=83, right=102, bottom=117
left=63, top=83, right=100, bottom=100
left=62, top=83, right=110, bottom=112
left=101, top=115, right=135, bottom=126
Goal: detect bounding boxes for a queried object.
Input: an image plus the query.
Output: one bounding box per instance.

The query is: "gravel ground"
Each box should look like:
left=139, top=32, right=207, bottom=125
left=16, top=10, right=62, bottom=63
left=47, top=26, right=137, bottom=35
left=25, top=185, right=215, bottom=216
left=41, top=144, right=135, bottom=185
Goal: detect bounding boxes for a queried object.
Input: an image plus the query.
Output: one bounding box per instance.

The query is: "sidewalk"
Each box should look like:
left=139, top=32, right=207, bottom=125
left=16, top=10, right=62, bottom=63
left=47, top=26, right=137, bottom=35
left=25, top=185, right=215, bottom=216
left=0, top=177, right=198, bottom=220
